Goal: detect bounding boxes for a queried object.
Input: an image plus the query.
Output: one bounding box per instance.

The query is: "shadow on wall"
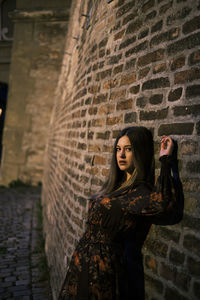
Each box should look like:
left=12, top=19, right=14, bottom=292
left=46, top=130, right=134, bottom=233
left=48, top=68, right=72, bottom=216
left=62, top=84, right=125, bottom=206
left=0, top=82, right=7, bottom=162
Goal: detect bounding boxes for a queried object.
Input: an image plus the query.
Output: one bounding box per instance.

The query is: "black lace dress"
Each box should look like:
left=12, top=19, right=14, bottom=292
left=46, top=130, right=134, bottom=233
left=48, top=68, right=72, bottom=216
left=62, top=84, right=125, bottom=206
left=59, top=156, right=177, bottom=300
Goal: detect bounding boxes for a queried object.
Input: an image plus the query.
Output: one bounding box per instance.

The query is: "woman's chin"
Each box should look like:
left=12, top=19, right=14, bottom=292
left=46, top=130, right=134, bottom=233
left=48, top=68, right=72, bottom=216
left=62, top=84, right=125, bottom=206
left=119, top=166, right=128, bottom=171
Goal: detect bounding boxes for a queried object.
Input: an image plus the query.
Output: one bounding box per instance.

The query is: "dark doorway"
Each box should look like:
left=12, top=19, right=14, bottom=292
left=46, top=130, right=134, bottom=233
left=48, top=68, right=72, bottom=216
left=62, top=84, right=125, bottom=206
left=0, top=82, right=7, bottom=161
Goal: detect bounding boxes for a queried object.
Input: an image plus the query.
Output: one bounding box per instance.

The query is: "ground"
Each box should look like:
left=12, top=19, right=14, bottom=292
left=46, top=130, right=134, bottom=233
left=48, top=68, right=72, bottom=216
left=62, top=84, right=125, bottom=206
left=0, top=186, right=52, bottom=300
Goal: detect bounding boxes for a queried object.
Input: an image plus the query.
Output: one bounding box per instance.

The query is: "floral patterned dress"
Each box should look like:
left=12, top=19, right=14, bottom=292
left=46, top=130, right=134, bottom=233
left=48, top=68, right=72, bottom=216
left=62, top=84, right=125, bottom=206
left=59, top=156, right=177, bottom=300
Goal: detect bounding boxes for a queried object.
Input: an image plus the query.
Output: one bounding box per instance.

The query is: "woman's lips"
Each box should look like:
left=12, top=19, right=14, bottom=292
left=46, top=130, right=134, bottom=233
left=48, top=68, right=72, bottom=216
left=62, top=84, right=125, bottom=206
left=119, top=160, right=127, bottom=164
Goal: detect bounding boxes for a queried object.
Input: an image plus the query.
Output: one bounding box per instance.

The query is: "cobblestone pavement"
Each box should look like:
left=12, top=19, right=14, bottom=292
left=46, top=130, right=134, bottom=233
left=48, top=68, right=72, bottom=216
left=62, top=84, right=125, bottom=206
left=0, top=187, right=52, bottom=300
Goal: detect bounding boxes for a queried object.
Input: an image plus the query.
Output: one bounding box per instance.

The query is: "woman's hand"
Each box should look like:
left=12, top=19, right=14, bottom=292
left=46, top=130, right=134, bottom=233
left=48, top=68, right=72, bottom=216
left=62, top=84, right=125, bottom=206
left=159, top=136, right=174, bottom=157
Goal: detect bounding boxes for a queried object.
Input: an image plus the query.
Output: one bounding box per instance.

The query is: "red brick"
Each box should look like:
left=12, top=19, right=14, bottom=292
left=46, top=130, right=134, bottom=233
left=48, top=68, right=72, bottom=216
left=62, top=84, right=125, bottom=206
left=183, top=15, right=200, bottom=35
left=138, top=49, right=165, bottom=67
left=170, top=56, right=185, bottom=71
left=72, top=111, right=81, bottom=118
left=129, top=84, right=140, bottom=94
left=189, top=50, right=200, bottom=65
left=88, top=144, right=101, bottom=152
left=103, top=79, right=118, bottom=89
left=116, top=99, right=133, bottom=110
left=142, top=0, right=155, bottom=13
left=98, top=104, right=115, bottom=115
left=94, top=155, right=106, bottom=165
left=91, top=118, right=105, bottom=127
left=139, top=67, right=150, bottom=79
left=86, top=166, right=99, bottom=175
left=159, top=1, right=173, bottom=14
left=114, top=29, right=125, bottom=40
left=180, top=140, right=198, bottom=155
left=123, top=11, right=137, bottom=25
left=106, top=115, right=123, bottom=125
left=116, top=1, right=135, bottom=18
left=99, top=49, right=105, bottom=58
left=113, top=64, right=123, bottom=74
left=153, top=63, right=167, bottom=74
left=88, top=107, right=98, bottom=115
left=93, top=93, right=108, bottom=104
left=88, top=85, right=100, bottom=94
left=96, top=131, right=110, bottom=140
left=126, top=18, right=143, bottom=34
left=110, top=89, right=126, bottom=100
left=102, top=168, right=109, bottom=177
left=150, top=28, right=180, bottom=47
left=174, top=68, right=200, bottom=84
left=102, top=145, right=113, bottom=153
left=120, top=73, right=136, bottom=86
left=145, top=255, right=158, bottom=273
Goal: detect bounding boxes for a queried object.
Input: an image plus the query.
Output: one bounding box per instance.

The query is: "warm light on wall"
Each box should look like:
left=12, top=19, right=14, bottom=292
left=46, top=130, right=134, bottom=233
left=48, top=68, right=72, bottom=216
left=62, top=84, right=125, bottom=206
left=0, top=108, right=2, bottom=116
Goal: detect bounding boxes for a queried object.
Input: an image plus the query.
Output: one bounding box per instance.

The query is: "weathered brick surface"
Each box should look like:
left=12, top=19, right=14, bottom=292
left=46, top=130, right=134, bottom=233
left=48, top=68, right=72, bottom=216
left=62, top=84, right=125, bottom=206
left=41, top=1, right=200, bottom=299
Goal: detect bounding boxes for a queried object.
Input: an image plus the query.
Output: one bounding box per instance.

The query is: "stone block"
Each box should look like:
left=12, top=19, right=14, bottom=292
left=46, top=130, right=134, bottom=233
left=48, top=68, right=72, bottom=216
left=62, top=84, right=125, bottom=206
left=138, top=28, right=149, bottom=39
left=110, top=89, right=126, bottom=100
left=120, top=72, right=136, bottom=85
left=98, top=103, right=115, bottom=115
left=125, top=41, right=148, bottom=57
left=165, top=286, right=188, bottom=300
left=138, top=49, right=165, bottom=67
left=149, top=94, right=163, bottom=105
left=116, top=99, right=133, bottom=110
left=123, top=11, right=137, bottom=25
left=142, top=0, right=155, bottom=13
left=170, top=56, right=186, bottom=71
left=114, top=29, right=125, bottom=40
left=103, top=79, right=118, bottom=89
left=93, top=155, right=106, bottom=165
left=159, top=1, right=173, bottom=15
left=106, top=114, right=123, bottom=125
left=136, top=97, right=147, bottom=108
left=129, top=84, right=140, bottom=94
left=139, top=67, right=150, bottom=79
left=167, top=32, right=200, bottom=56
left=124, top=112, right=137, bottom=123
left=151, top=20, right=163, bottom=34
left=183, top=234, right=200, bottom=257
left=96, top=131, right=110, bottom=140
left=186, top=160, right=200, bottom=173
left=168, top=87, right=182, bottom=102
left=119, top=36, right=136, bottom=50
left=169, top=247, right=185, bottom=265
left=113, top=64, right=123, bottom=74
left=116, top=1, right=135, bottom=18
left=189, top=49, right=200, bottom=65
left=187, top=256, right=200, bottom=277
left=173, top=104, right=200, bottom=117
left=183, top=15, right=200, bottom=34
left=174, top=68, right=200, bottom=84
left=93, top=93, right=108, bottom=104
left=158, top=123, right=194, bottom=135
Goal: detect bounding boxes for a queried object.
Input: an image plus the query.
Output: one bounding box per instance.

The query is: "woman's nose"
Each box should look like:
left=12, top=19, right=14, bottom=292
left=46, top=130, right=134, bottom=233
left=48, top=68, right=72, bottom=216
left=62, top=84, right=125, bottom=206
left=120, top=149, right=126, bottom=158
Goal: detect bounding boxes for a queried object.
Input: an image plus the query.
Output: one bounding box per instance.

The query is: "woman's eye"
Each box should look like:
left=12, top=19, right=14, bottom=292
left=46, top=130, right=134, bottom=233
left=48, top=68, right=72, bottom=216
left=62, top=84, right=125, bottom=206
left=116, top=148, right=121, bottom=151
left=125, top=148, right=132, bottom=152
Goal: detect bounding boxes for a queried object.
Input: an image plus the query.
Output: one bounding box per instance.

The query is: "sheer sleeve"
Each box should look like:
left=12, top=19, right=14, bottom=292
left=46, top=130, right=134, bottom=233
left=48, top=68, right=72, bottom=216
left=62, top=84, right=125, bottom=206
left=119, top=155, right=176, bottom=217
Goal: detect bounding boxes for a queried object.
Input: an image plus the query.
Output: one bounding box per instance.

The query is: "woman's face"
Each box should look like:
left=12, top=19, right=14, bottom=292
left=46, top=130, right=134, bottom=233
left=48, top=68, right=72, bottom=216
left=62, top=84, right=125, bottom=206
left=116, top=135, right=134, bottom=179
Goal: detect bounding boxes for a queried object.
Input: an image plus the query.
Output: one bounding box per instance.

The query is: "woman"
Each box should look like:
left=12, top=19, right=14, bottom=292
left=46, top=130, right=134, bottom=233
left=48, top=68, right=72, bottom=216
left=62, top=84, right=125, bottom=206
left=59, top=126, right=179, bottom=300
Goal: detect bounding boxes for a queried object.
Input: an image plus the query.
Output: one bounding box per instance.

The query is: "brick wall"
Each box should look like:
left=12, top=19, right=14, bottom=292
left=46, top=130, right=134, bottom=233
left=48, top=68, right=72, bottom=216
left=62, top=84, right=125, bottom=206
left=42, top=0, right=200, bottom=299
